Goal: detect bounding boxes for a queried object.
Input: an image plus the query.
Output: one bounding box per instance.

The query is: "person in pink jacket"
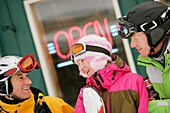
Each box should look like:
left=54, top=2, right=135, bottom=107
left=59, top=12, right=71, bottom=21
left=71, top=34, right=149, bottom=113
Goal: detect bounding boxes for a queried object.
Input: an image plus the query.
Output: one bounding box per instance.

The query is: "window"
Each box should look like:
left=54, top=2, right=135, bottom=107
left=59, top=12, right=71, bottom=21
left=25, top=0, right=134, bottom=107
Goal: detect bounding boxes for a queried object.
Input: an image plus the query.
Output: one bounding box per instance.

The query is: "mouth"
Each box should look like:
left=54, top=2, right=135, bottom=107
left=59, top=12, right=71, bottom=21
left=85, top=70, right=89, bottom=74
left=137, top=48, right=142, bottom=52
left=23, top=87, right=30, bottom=91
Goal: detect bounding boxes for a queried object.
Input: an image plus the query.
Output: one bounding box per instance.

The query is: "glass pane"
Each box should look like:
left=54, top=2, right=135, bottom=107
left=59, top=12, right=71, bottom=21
left=163, top=0, right=170, bottom=5
left=34, top=0, right=128, bottom=107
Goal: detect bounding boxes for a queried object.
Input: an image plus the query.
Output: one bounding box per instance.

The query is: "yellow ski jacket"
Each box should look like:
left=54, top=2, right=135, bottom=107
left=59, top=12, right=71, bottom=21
left=0, top=87, right=74, bottom=113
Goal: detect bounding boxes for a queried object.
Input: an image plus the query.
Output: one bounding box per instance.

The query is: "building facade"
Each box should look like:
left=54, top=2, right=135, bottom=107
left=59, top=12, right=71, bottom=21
left=0, top=0, right=169, bottom=107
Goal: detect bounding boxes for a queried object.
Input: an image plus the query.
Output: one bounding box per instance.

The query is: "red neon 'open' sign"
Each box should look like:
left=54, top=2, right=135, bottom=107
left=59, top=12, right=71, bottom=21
left=53, top=17, right=112, bottom=59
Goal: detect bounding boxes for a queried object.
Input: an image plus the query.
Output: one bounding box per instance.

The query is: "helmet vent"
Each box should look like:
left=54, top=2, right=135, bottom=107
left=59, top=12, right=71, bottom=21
left=0, top=64, right=8, bottom=66
left=130, top=11, right=135, bottom=15
left=0, top=82, right=6, bottom=91
left=144, top=16, right=151, bottom=20
left=150, top=28, right=164, bottom=46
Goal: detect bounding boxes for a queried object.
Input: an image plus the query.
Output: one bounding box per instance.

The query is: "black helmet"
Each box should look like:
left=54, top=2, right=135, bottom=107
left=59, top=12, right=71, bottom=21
left=117, top=1, right=170, bottom=52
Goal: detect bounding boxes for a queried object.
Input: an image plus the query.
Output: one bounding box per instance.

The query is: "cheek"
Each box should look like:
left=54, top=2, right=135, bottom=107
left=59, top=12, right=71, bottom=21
left=11, top=80, right=23, bottom=92
left=142, top=40, right=150, bottom=48
left=78, top=65, right=81, bottom=71
left=145, top=45, right=151, bottom=53
left=10, top=85, right=19, bottom=97
left=86, top=63, right=95, bottom=72
left=89, top=68, right=95, bottom=75
left=78, top=63, right=85, bottom=71
left=12, top=83, right=20, bottom=91
left=137, top=39, right=146, bottom=47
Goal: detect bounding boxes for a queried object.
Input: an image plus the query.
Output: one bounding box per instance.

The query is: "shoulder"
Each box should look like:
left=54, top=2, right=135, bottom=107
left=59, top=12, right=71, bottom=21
left=44, top=96, right=75, bottom=112
left=44, top=96, right=65, bottom=103
left=120, top=71, right=145, bottom=86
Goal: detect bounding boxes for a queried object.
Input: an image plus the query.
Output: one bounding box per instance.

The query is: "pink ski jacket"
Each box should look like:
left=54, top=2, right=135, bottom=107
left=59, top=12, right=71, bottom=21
left=74, top=62, right=149, bottom=113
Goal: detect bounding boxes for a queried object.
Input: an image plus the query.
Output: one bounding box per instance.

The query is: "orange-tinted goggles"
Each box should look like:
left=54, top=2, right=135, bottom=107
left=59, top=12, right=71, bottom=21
left=71, top=43, right=86, bottom=56
left=5, top=54, right=41, bottom=77
left=17, top=54, right=41, bottom=72
left=71, top=43, right=110, bottom=62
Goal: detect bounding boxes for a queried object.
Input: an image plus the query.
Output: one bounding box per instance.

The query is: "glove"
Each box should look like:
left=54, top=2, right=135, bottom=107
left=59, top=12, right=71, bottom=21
left=83, top=86, right=105, bottom=113
left=34, top=101, right=52, bottom=113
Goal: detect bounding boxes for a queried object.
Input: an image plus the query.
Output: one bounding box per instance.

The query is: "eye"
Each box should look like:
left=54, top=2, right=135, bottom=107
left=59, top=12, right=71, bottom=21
left=19, top=76, right=23, bottom=79
left=18, top=74, right=24, bottom=79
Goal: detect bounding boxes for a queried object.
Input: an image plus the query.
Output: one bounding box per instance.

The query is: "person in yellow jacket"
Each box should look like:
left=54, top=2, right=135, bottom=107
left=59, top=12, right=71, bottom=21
left=0, top=54, right=74, bottom=113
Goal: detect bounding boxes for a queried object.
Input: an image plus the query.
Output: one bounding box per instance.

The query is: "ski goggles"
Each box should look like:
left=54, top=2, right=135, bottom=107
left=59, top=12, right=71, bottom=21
left=71, top=43, right=110, bottom=62
left=117, top=17, right=135, bottom=39
left=5, top=54, right=41, bottom=77
left=117, top=16, right=162, bottom=39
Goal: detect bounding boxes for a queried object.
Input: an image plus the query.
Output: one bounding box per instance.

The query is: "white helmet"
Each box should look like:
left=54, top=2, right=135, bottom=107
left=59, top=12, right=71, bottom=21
left=0, top=56, right=22, bottom=96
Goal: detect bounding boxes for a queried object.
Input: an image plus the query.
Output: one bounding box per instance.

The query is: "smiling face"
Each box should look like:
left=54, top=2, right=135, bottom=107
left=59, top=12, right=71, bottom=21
left=10, top=71, right=32, bottom=100
left=130, top=32, right=151, bottom=57
left=77, top=58, right=95, bottom=78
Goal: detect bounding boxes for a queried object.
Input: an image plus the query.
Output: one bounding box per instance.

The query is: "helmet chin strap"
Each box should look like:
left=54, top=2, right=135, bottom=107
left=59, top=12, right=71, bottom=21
left=4, top=77, right=14, bottom=100
left=148, top=37, right=168, bottom=58
left=149, top=47, right=155, bottom=56
left=144, top=32, right=156, bottom=56
left=144, top=28, right=165, bottom=57
left=6, top=94, right=14, bottom=100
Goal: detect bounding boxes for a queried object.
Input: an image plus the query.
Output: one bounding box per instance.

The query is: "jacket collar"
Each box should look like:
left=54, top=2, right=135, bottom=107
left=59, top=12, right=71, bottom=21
left=86, top=63, right=130, bottom=89
left=0, top=87, right=43, bottom=104
left=0, top=92, right=35, bottom=112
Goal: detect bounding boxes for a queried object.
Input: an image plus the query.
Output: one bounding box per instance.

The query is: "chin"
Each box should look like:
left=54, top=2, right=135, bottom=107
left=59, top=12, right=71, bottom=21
left=140, top=54, right=148, bottom=57
left=23, top=93, right=32, bottom=99
left=22, top=96, right=31, bottom=100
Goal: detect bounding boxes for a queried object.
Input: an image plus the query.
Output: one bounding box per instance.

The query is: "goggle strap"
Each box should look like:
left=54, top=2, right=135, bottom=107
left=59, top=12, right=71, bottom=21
left=35, top=65, right=40, bottom=69
left=86, top=45, right=110, bottom=56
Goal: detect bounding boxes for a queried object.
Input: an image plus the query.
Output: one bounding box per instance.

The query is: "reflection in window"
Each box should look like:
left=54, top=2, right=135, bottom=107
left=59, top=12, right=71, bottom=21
left=163, top=0, right=170, bottom=5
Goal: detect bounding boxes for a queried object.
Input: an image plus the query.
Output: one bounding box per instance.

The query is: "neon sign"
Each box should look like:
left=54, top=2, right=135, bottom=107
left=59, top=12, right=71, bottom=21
left=53, top=17, right=118, bottom=59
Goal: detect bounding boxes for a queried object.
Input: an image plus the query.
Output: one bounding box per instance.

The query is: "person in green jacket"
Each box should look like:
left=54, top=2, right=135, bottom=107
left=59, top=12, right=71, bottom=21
left=0, top=54, right=74, bottom=113
left=117, top=1, right=170, bottom=113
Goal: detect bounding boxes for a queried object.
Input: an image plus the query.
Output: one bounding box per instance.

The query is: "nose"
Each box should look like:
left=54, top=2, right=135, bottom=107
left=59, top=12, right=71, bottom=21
left=26, top=78, right=32, bottom=85
left=25, top=75, right=32, bottom=85
left=130, top=37, right=136, bottom=48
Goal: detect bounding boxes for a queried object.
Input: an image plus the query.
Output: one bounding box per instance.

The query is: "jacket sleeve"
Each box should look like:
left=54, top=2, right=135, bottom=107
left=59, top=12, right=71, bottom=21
left=74, top=88, right=86, bottom=113
left=137, top=76, right=149, bottom=113
left=44, top=96, right=75, bottom=113
left=148, top=99, right=170, bottom=113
